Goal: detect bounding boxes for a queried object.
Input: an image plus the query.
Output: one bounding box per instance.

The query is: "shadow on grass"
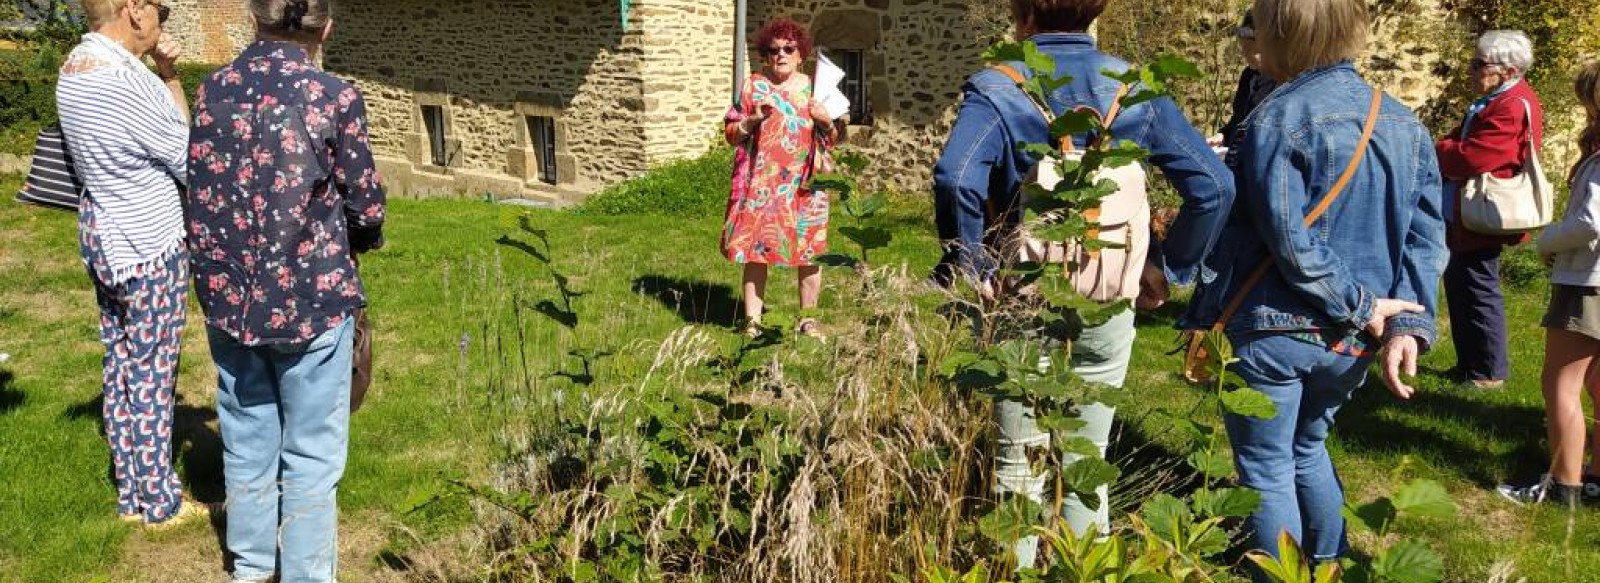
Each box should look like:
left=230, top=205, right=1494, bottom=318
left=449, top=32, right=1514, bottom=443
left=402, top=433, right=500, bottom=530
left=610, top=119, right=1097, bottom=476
left=632, top=275, right=740, bottom=327
left=1335, top=375, right=1547, bottom=486
left=0, top=370, right=22, bottom=414
left=66, top=390, right=240, bottom=569
left=64, top=393, right=226, bottom=503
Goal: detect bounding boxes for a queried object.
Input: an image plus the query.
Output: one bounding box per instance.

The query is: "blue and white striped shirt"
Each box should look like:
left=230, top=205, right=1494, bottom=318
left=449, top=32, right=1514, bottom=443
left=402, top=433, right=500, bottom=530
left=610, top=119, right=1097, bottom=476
left=56, top=33, right=188, bottom=285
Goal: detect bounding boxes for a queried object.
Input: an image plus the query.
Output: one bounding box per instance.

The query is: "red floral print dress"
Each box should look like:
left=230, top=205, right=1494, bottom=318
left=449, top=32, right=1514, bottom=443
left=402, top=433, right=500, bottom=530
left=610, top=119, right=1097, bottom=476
left=722, top=73, right=831, bottom=266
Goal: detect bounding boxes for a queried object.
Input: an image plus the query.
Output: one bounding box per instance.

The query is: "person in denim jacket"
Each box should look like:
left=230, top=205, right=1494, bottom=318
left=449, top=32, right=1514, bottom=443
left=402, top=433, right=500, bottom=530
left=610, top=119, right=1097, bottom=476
left=930, top=0, right=1233, bottom=566
left=1179, top=0, right=1445, bottom=573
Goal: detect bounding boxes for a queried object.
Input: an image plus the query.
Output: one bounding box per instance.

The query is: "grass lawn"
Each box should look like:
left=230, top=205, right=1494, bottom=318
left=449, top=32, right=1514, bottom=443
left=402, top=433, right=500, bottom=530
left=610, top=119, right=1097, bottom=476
left=1, top=167, right=1597, bottom=582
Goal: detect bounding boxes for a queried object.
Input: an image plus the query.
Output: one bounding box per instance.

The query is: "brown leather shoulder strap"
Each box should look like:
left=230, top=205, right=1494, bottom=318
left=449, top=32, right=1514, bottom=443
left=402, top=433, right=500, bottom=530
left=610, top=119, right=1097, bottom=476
left=1209, top=89, right=1384, bottom=333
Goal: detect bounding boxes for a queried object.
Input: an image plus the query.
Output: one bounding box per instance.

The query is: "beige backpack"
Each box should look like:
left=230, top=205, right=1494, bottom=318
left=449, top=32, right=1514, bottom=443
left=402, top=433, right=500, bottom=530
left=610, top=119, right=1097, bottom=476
left=994, top=65, right=1149, bottom=303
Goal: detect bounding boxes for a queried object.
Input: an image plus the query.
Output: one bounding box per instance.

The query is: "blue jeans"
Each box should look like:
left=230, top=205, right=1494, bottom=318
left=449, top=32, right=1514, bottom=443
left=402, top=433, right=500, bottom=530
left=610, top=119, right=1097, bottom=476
left=1225, top=333, right=1369, bottom=577
left=995, top=308, right=1135, bottom=568
left=210, top=318, right=354, bottom=583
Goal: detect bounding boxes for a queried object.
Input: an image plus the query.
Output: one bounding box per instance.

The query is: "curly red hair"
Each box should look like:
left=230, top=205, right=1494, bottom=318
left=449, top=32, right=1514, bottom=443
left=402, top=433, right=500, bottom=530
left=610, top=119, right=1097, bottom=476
left=754, top=18, right=812, bottom=58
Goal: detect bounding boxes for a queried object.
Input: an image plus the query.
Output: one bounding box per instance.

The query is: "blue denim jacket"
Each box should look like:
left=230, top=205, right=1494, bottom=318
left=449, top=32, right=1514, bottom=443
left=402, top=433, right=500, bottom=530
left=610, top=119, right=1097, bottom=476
left=931, top=33, right=1234, bottom=286
left=1178, top=63, right=1446, bottom=348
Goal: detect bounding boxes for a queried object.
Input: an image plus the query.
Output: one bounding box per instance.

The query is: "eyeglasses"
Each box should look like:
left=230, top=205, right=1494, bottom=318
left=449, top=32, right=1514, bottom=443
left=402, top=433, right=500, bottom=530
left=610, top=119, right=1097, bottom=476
left=761, top=45, right=799, bottom=57
left=144, top=0, right=170, bottom=25
left=1469, top=57, right=1503, bottom=71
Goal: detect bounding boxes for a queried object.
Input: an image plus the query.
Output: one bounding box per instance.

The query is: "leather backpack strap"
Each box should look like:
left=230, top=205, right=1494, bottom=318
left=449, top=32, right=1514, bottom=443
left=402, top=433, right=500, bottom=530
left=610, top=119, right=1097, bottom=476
left=1207, top=89, right=1384, bottom=334
left=993, top=64, right=1074, bottom=153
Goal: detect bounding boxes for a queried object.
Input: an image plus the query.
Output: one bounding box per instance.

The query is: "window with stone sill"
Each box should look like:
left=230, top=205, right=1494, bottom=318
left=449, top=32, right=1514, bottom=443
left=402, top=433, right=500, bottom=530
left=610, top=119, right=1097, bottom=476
left=837, top=49, right=872, bottom=126
left=421, top=105, right=448, bottom=167
left=526, top=115, right=558, bottom=185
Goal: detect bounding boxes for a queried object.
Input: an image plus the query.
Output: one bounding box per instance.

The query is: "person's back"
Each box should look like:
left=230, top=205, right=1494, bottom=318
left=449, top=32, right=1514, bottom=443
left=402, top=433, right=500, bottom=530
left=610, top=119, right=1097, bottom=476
left=928, top=0, right=1233, bottom=567
left=1181, top=63, right=1444, bottom=342
left=188, top=40, right=384, bottom=345
left=933, top=32, right=1233, bottom=288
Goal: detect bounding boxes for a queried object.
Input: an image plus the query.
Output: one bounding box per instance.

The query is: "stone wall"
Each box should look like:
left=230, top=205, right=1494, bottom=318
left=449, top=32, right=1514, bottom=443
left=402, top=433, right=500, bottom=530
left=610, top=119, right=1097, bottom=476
left=736, top=0, right=991, bottom=194
left=165, top=0, right=250, bottom=64
left=160, top=0, right=1581, bottom=201
left=322, top=0, right=644, bottom=201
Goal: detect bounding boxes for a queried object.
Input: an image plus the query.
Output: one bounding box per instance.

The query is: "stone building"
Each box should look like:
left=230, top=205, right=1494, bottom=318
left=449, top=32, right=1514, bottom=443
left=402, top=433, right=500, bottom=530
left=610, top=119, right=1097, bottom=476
left=166, top=1, right=1006, bottom=202
left=169, top=0, right=1527, bottom=202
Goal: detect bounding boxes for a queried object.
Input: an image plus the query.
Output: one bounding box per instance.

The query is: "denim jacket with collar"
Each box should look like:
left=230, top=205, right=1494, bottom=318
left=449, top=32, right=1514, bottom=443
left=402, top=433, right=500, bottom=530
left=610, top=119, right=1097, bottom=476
left=1178, top=62, right=1447, bottom=349
left=931, top=33, right=1234, bottom=287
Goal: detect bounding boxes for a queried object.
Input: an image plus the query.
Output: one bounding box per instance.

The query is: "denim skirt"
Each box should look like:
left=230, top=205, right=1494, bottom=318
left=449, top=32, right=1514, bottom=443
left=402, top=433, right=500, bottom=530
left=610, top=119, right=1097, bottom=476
left=1543, top=284, right=1600, bottom=341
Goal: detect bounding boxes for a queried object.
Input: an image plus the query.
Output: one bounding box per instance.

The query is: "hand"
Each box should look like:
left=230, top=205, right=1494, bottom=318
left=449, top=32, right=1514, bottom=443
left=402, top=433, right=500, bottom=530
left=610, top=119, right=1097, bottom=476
left=1364, top=298, right=1425, bottom=340
left=737, top=111, right=768, bottom=136
left=1380, top=334, right=1421, bottom=399
left=152, top=33, right=183, bottom=77
left=1206, top=133, right=1224, bottom=147
left=1135, top=262, right=1169, bottom=310
left=809, top=99, right=835, bottom=126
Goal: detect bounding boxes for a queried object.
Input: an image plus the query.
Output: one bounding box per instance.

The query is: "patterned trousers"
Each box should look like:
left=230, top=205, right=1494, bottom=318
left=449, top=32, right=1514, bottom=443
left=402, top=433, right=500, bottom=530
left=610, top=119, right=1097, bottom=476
left=79, top=201, right=190, bottom=521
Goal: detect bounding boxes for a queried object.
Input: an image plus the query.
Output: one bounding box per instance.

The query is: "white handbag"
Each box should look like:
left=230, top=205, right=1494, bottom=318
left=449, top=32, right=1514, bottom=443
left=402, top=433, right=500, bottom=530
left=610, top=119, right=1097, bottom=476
left=1459, top=99, right=1554, bottom=235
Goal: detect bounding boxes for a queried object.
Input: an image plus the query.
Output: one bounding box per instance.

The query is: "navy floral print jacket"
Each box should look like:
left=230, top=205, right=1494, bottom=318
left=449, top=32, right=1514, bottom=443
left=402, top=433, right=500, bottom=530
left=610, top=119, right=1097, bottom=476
left=186, top=41, right=386, bottom=346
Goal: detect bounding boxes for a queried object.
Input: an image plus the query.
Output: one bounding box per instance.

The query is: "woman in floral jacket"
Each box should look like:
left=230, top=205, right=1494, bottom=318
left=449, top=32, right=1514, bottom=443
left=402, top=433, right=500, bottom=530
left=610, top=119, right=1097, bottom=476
left=185, top=1, right=384, bottom=581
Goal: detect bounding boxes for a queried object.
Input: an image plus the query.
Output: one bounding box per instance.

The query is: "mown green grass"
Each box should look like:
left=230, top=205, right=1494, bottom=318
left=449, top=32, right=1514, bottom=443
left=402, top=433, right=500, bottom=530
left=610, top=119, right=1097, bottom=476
left=1, top=161, right=1598, bottom=581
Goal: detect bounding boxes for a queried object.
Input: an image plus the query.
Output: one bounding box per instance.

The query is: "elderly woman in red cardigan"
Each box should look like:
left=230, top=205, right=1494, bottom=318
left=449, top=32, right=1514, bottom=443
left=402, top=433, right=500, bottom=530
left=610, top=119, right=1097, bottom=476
left=1436, top=30, right=1545, bottom=390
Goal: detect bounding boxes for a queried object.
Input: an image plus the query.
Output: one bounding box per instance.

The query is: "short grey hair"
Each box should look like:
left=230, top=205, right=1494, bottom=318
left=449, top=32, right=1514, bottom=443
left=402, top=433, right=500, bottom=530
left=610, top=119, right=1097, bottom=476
left=1478, top=30, right=1535, bottom=74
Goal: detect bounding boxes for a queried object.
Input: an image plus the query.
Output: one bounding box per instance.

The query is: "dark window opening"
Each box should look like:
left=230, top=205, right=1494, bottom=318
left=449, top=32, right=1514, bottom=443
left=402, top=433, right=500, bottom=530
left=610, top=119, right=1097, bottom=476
left=527, top=115, right=558, bottom=185
left=837, top=50, right=872, bottom=125
left=421, top=105, right=447, bottom=167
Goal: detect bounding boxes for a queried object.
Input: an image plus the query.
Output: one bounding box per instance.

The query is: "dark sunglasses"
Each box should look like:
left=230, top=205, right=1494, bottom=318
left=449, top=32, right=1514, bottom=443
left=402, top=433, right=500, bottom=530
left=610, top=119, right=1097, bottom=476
left=1469, top=57, right=1502, bottom=71
left=761, top=45, right=799, bottom=57
left=144, top=1, right=171, bottom=24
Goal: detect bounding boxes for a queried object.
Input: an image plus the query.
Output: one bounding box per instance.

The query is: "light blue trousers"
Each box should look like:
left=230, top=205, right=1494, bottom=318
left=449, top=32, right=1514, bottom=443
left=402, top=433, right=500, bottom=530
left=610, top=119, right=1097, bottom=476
left=210, top=318, right=354, bottom=583
left=994, top=308, right=1135, bottom=568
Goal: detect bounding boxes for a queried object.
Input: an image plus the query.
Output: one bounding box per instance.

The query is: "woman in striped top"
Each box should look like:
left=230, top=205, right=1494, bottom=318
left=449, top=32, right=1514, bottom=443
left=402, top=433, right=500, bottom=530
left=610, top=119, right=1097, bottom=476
left=55, top=0, right=204, bottom=528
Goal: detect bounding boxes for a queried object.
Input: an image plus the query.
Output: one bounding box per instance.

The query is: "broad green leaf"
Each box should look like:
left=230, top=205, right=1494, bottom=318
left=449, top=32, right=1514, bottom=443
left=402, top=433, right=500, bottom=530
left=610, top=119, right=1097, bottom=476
left=1192, top=487, right=1260, bottom=518
left=1061, top=457, right=1121, bottom=508
left=852, top=192, right=888, bottom=217
left=839, top=226, right=893, bottom=251
left=1021, top=42, right=1056, bottom=76
left=1139, top=493, right=1191, bottom=544
left=1221, top=387, right=1277, bottom=419
left=1188, top=518, right=1231, bottom=556
left=977, top=497, right=1044, bottom=544
left=1391, top=479, right=1455, bottom=520
left=1036, top=412, right=1089, bottom=433
left=981, top=41, right=1027, bottom=64
left=1186, top=450, right=1233, bottom=480
left=1103, top=67, right=1143, bottom=85
left=1055, top=436, right=1101, bottom=458
left=1018, top=141, right=1060, bottom=162
left=1371, top=539, right=1445, bottom=583
left=1343, top=498, right=1397, bottom=534
left=1152, top=53, right=1203, bottom=80
left=1050, top=110, right=1101, bottom=138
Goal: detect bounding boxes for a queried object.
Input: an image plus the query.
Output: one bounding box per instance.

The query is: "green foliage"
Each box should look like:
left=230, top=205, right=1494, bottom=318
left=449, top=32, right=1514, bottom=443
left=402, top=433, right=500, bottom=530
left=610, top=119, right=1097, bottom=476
left=574, top=147, right=733, bottom=218
left=1499, top=244, right=1547, bottom=291
left=0, top=50, right=214, bottom=156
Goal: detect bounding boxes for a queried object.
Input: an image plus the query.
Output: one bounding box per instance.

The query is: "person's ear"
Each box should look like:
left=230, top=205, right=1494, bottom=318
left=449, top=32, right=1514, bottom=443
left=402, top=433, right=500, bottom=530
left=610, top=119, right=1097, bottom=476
left=124, top=0, right=142, bottom=27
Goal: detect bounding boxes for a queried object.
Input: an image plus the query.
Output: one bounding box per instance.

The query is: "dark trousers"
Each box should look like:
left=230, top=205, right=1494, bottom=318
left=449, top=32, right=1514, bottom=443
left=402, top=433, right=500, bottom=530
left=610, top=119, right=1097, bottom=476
left=1443, top=247, right=1510, bottom=381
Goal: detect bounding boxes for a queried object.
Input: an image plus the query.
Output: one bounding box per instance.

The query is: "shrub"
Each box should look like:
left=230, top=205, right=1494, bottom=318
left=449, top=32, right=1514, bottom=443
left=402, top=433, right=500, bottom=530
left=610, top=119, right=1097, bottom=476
left=0, top=50, right=215, bottom=156
left=575, top=147, right=733, bottom=218
left=1499, top=243, right=1548, bottom=291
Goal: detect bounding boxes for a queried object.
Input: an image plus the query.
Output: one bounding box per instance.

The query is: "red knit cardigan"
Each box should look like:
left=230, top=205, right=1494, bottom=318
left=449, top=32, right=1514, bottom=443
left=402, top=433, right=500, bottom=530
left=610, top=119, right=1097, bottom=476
left=1436, top=79, right=1545, bottom=252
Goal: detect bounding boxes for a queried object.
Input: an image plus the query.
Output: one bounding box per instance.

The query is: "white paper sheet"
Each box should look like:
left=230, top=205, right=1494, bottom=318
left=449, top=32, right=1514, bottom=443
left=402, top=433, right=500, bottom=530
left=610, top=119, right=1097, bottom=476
left=814, top=50, right=852, bottom=121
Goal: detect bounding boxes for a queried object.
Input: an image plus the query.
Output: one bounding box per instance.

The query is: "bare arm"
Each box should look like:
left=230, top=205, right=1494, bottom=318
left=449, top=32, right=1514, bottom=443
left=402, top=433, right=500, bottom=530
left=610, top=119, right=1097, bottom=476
left=152, top=34, right=188, bottom=126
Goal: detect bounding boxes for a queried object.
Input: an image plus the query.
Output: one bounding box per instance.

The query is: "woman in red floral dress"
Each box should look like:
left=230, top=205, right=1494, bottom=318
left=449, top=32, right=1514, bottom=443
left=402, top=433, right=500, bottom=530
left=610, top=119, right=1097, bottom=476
left=723, top=18, right=837, bottom=338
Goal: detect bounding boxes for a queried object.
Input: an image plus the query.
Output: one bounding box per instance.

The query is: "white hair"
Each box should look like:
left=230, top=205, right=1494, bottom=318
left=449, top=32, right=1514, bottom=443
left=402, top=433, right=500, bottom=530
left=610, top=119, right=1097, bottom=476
left=1478, top=30, right=1535, bottom=74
